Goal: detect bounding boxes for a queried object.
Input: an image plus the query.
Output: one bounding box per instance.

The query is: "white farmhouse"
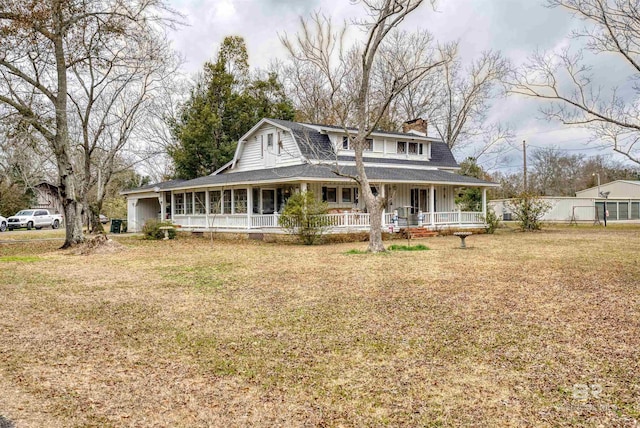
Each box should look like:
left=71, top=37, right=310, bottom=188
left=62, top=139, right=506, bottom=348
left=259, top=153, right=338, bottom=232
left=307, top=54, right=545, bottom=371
left=122, top=118, right=498, bottom=234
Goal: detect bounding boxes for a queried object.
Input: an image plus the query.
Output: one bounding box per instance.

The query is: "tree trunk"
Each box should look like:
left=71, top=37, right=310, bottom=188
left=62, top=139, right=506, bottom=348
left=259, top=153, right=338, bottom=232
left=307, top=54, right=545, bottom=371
left=354, top=139, right=386, bottom=252
left=53, top=2, right=84, bottom=248
left=367, top=201, right=385, bottom=252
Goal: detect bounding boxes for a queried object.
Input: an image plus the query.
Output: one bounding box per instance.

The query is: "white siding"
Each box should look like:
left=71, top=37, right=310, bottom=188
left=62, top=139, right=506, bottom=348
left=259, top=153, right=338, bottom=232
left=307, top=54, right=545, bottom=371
left=489, top=197, right=597, bottom=222
left=575, top=181, right=640, bottom=198
left=234, top=124, right=302, bottom=172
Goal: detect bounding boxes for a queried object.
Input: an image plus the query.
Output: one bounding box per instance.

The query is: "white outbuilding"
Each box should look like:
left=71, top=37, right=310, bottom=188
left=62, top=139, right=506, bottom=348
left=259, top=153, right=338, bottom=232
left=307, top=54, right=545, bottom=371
left=490, top=180, right=640, bottom=223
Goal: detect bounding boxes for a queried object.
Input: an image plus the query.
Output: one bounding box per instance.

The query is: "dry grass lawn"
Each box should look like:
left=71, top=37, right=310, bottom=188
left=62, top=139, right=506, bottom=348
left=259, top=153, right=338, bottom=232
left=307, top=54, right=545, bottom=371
left=0, top=225, right=639, bottom=427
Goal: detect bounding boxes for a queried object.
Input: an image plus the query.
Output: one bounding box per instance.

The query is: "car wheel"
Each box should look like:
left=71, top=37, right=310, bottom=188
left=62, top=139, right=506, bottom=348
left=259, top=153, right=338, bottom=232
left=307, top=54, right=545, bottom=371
left=0, top=222, right=6, bottom=232
left=27, top=221, right=33, bottom=230
left=52, top=220, right=60, bottom=229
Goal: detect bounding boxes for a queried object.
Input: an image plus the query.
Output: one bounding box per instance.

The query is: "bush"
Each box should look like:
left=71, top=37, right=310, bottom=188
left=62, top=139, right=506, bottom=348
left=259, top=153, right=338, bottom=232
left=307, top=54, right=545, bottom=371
left=278, top=191, right=329, bottom=245
left=482, top=207, right=500, bottom=234
left=142, top=219, right=176, bottom=240
left=507, top=193, right=551, bottom=231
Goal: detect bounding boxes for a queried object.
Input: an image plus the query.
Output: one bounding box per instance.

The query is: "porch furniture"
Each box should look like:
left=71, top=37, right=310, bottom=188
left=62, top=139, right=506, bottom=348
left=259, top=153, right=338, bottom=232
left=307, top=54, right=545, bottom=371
left=453, top=231, right=473, bottom=248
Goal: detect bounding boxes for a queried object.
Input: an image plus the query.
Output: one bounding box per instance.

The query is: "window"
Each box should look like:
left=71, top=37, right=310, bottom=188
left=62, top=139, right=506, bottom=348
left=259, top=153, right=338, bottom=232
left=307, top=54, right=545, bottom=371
left=260, top=135, right=264, bottom=158
left=419, top=143, right=424, bottom=155
left=342, top=135, right=351, bottom=150
left=364, top=138, right=373, bottom=152
left=223, top=190, right=232, bottom=214
left=322, top=187, right=337, bottom=203
left=397, top=141, right=406, bottom=154
left=277, top=132, right=282, bottom=155
left=185, top=192, right=193, bottom=214
left=370, top=186, right=378, bottom=197
left=342, top=188, right=352, bottom=203
left=209, top=191, right=221, bottom=214
left=234, top=189, right=247, bottom=214
left=195, top=192, right=206, bottom=214
left=267, top=133, right=274, bottom=149
left=408, top=142, right=418, bottom=155
left=175, top=193, right=185, bottom=215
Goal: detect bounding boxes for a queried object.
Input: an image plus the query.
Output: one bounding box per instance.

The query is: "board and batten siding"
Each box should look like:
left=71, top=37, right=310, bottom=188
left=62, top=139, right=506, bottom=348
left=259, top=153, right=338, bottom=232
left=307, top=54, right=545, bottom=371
left=234, top=124, right=303, bottom=172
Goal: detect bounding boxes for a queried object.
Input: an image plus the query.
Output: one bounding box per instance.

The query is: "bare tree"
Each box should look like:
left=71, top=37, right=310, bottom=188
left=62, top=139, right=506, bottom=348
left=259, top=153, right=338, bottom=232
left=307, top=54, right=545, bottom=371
left=395, top=49, right=512, bottom=158
left=508, top=0, right=640, bottom=165
left=283, top=0, right=449, bottom=252
left=0, top=0, right=177, bottom=247
left=67, top=22, right=178, bottom=233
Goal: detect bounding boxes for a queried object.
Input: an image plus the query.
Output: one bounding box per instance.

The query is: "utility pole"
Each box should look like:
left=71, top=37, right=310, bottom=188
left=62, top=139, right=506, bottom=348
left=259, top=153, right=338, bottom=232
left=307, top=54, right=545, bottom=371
left=523, top=140, right=527, bottom=193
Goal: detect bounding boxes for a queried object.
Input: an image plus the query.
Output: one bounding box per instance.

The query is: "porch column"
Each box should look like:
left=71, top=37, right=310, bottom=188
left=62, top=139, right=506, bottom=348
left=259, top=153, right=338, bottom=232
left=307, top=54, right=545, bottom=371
left=170, top=192, right=175, bottom=221
left=205, top=190, right=210, bottom=229
left=158, top=194, right=163, bottom=221
left=381, top=184, right=386, bottom=226
left=430, top=184, right=435, bottom=226
left=482, top=188, right=487, bottom=217
left=247, top=187, right=252, bottom=229
left=300, top=182, right=307, bottom=193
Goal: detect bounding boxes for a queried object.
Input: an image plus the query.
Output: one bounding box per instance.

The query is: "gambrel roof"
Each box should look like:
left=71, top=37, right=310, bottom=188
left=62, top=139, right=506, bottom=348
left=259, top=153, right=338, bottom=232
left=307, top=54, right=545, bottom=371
left=123, top=118, right=497, bottom=195
left=248, top=118, right=459, bottom=168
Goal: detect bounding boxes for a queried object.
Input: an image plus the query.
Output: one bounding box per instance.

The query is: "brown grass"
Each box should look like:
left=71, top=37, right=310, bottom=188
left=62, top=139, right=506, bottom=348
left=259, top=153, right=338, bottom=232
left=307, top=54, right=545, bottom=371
left=0, top=225, right=639, bottom=427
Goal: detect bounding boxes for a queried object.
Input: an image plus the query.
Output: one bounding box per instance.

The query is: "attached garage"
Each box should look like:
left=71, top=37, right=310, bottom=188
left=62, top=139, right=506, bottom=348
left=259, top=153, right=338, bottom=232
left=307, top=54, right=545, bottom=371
left=121, top=180, right=185, bottom=232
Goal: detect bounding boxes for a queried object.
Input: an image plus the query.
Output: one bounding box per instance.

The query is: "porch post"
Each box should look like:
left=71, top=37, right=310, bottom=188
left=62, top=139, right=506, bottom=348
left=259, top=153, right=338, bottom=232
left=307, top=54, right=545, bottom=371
left=482, top=188, right=487, bottom=217
left=381, top=184, right=386, bottom=226
left=300, top=182, right=307, bottom=193
left=205, top=190, right=210, bottom=229
left=430, top=184, right=435, bottom=226
left=247, top=187, right=252, bottom=229
left=170, top=192, right=175, bottom=222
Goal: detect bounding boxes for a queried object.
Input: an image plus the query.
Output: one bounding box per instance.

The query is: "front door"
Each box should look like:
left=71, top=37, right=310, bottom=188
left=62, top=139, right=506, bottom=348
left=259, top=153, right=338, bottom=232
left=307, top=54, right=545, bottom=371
left=262, top=189, right=275, bottom=214
left=410, top=189, right=430, bottom=213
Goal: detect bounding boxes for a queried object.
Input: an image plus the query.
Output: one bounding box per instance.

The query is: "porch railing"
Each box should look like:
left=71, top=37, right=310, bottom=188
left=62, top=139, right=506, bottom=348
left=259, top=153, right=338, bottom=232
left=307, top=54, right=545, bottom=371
left=173, top=210, right=485, bottom=231
left=322, top=212, right=371, bottom=228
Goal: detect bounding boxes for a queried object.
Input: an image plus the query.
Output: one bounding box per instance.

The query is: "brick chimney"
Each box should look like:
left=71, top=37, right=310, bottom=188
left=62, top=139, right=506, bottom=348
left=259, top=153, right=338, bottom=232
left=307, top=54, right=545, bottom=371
left=402, top=118, right=427, bottom=136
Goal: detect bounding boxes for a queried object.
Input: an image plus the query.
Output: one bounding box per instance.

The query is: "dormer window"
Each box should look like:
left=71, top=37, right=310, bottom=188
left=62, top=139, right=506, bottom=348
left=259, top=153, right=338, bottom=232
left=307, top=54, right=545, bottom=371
left=364, top=138, right=373, bottom=152
left=408, top=142, right=418, bottom=155
left=397, top=141, right=406, bottom=154
left=342, top=136, right=350, bottom=150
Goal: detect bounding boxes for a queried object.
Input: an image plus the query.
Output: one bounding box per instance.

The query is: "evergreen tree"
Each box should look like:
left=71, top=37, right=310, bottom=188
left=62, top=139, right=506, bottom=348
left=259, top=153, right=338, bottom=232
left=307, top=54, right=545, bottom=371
left=168, top=37, right=295, bottom=179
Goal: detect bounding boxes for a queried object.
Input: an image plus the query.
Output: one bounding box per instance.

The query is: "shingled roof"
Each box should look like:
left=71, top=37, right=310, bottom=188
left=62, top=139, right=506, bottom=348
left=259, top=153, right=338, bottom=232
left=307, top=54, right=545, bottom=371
left=266, top=118, right=458, bottom=168
left=166, top=164, right=496, bottom=190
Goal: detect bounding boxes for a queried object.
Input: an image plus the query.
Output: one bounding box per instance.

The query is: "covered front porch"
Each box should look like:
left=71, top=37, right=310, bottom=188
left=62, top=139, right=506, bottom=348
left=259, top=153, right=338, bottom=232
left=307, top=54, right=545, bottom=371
left=134, top=180, right=491, bottom=233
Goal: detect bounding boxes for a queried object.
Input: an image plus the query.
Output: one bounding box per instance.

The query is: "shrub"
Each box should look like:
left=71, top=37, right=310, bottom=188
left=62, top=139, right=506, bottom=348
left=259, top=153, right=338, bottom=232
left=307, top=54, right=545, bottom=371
left=278, top=191, right=329, bottom=245
left=482, top=207, right=500, bottom=234
left=142, top=219, right=176, bottom=240
left=507, top=193, right=551, bottom=231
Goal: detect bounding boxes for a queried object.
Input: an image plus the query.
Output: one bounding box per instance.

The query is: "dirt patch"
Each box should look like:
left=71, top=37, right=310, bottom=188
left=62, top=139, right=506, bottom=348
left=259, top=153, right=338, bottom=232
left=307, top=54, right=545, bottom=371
left=71, top=234, right=127, bottom=255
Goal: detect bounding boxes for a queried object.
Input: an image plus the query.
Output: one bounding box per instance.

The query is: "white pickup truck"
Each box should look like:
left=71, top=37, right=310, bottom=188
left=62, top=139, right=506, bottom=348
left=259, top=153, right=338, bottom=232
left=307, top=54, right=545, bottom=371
left=7, top=209, right=63, bottom=230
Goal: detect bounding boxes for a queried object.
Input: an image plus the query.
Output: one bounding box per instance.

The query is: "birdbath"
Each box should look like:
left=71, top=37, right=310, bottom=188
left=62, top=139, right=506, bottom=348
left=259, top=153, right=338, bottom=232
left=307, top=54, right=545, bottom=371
left=159, top=226, right=174, bottom=241
left=453, top=231, right=473, bottom=249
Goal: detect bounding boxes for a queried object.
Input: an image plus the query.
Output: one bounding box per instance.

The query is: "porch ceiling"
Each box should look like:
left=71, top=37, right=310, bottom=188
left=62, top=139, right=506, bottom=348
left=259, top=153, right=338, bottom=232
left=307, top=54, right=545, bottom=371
left=167, top=164, right=498, bottom=191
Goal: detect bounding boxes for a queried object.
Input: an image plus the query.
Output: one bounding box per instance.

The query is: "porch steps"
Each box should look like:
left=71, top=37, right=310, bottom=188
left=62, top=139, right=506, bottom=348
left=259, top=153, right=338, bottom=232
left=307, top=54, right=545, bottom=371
left=401, top=228, right=439, bottom=239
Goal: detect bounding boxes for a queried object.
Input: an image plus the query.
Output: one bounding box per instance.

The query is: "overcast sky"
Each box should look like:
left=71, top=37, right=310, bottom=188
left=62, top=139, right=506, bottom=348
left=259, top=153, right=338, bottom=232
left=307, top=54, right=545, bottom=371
left=165, top=0, right=630, bottom=172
